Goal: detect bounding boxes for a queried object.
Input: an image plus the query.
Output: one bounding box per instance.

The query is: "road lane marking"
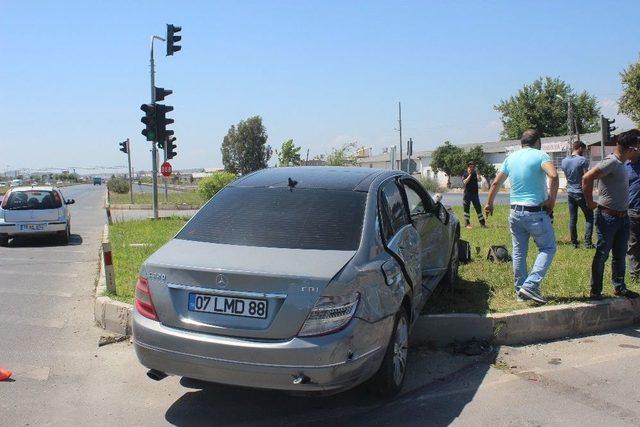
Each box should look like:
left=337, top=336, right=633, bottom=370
left=0, top=270, right=79, bottom=278
left=0, top=288, right=73, bottom=298
left=0, top=314, right=65, bottom=329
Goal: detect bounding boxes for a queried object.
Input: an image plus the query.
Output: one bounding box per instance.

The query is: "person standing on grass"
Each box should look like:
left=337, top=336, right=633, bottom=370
left=561, top=141, right=594, bottom=249
left=583, top=130, right=640, bottom=300
left=484, top=129, right=559, bottom=304
left=462, top=161, right=487, bottom=229
left=626, top=130, right=640, bottom=281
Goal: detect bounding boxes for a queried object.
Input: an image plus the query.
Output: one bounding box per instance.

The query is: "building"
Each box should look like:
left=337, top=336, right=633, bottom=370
left=357, top=131, right=620, bottom=189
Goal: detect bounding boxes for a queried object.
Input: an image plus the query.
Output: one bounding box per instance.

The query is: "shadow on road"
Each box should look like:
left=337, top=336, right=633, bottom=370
left=164, top=346, right=497, bottom=427
left=8, top=234, right=84, bottom=247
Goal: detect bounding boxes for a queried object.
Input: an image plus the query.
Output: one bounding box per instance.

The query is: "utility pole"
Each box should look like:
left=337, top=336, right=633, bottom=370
left=126, top=138, right=134, bottom=204
left=149, top=35, right=165, bottom=220
left=407, top=138, right=413, bottom=174
left=306, top=148, right=309, bottom=165
left=163, top=139, right=168, bottom=202
left=398, top=102, right=403, bottom=171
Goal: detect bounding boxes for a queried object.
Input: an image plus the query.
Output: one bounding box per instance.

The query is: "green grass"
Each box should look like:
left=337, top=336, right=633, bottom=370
left=0, top=184, right=7, bottom=195
left=424, top=203, right=637, bottom=315
left=107, top=217, right=188, bottom=303
left=109, top=190, right=203, bottom=206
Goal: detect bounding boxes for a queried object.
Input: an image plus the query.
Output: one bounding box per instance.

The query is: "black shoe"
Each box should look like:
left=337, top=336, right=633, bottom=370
left=589, top=292, right=603, bottom=301
left=518, top=287, right=547, bottom=304
left=614, top=288, right=639, bottom=299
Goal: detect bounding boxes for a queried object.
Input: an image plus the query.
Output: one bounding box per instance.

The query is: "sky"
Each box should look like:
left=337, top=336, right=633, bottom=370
left=2, top=0, right=640, bottom=174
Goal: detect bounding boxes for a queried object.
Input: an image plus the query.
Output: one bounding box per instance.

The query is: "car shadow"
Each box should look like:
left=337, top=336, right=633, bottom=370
left=164, top=345, right=497, bottom=427
left=8, top=234, right=83, bottom=247
left=423, top=278, right=491, bottom=315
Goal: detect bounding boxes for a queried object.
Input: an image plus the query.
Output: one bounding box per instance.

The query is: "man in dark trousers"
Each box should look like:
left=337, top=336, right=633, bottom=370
left=561, top=141, right=594, bottom=249
left=625, top=130, right=640, bottom=281
left=462, top=161, right=486, bottom=229
left=583, top=130, right=640, bottom=300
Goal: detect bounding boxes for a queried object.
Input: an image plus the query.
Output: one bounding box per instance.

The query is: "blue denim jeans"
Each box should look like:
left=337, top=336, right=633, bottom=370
left=591, top=210, right=630, bottom=294
left=509, top=210, right=557, bottom=293
left=568, top=193, right=594, bottom=246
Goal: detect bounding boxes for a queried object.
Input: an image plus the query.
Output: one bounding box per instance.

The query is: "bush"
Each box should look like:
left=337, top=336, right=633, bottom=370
left=418, top=176, right=442, bottom=194
left=107, top=176, right=130, bottom=194
left=198, top=172, right=237, bottom=200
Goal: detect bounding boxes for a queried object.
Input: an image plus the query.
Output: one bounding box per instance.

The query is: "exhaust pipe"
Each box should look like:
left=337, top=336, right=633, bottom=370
left=147, top=369, right=168, bottom=381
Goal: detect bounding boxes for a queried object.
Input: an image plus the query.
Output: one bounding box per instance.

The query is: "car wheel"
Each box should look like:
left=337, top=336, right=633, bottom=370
left=440, top=233, right=460, bottom=289
left=58, top=225, right=70, bottom=245
left=367, top=307, right=409, bottom=397
left=0, top=235, right=8, bottom=247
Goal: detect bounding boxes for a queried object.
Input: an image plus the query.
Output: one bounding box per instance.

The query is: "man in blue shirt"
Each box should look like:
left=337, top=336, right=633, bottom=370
left=561, top=141, right=593, bottom=249
left=626, top=130, right=640, bottom=281
left=485, top=129, right=559, bottom=304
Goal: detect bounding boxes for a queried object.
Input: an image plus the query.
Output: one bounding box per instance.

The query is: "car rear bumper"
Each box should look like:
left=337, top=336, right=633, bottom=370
left=133, top=311, right=393, bottom=393
left=0, top=221, right=67, bottom=236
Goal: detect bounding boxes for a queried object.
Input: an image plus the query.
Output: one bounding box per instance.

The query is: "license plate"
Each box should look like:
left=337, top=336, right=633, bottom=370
left=188, top=293, right=268, bottom=319
left=19, top=223, right=46, bottom=231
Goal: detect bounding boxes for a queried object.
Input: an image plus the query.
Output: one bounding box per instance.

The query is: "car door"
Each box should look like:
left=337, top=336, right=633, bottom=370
left=379, top=179, right=422, bottom=309
left=399, top=178, right=440, bottom=279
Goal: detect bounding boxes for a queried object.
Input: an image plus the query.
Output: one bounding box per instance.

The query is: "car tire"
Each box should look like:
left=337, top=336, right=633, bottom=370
left=440, top=232, right=460, bottom=289
left=0, top=235, right=8, bottom=247
left=58, top=224, right=70, bottom=245
left=366, top=307, right=409, bottom=398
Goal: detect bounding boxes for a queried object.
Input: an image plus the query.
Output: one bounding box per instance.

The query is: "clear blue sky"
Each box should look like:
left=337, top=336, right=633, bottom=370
left=2, top=0, right=639, bottom=173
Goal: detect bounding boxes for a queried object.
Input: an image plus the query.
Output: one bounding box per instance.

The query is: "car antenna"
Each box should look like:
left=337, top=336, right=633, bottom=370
left=287, top=177, right=298, bottom=191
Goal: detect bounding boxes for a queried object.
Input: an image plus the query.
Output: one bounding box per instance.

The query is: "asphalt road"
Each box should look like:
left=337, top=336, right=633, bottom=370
left=3, top=184, right=636, bottom=427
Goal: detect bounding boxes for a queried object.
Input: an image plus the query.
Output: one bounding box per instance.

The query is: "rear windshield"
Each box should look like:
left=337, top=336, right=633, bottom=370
left=3, top=190, right=62, bottom=210
left=176, top=187, right=367, bottom=251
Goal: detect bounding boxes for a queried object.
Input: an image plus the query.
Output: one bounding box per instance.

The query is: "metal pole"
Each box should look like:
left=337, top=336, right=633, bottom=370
left=126, top=138, right=134, bottom=204
left=149, top=35, right=164, bottom=219
left=398, top=102, right=403, bottom=171
left=163, top=140, right=168, bottom=202
left=407, top=138, right=412, bottom=174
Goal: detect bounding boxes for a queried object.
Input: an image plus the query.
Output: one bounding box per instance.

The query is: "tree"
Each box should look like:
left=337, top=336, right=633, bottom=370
left=465, top=146, right=497, bottom=183
left=198, top=171, right=237, bottom=200
left=325, top=141, right=361, bottom=166
left=430, top=141, right=466, bottom=188
left=619, top=55, right=640, bottom=126
left=494, top=77, right=600, bottom=140
left=221, top=116, right=272, bottom=175
left=278, top=139, right=302, bottom=166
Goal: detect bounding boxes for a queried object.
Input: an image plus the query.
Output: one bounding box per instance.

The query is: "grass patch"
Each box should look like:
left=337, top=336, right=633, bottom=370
left=109, top=190, right=203, bottom=206
left=0, top=184, right=7, bottom=195
left=424, top=203, right=635, bottom=315
left=108, top=217, right=188, bottom=303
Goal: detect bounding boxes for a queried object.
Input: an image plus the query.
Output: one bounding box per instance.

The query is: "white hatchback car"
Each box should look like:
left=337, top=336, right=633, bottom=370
left=0, top=186, right=75, bottom=246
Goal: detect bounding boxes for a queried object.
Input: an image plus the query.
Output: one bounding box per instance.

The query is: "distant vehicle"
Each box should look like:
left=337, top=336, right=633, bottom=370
left=10, top=179, right=23, bottom=187
left=56, top=180, right=63, bottom=185
left=0, top=186, right=75, bottom=246
left=133, top=167, right=460, bottom=396
left=93, top=177, right=102, bottom=185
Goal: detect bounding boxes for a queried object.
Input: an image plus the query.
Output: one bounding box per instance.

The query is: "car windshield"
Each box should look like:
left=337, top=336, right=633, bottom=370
left=3, top=190, right=62, bottom=210
left=176, top=186, right=367, bottom=251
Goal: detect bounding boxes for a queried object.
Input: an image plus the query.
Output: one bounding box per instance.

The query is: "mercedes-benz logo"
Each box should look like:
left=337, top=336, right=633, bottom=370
left=216, top=274, right=228, bottom=288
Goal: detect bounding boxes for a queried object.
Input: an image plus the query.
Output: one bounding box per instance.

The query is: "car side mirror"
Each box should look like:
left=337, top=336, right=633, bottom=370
left=66, top=199, right=75, bottom=205
left=436, top=202, right=449, bottom=225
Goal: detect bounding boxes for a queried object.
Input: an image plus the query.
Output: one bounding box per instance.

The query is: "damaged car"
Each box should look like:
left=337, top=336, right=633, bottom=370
left=133, top=167, right=459, bottom=396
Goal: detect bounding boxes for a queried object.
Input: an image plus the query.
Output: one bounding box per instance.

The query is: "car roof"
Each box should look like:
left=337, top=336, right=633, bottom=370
left=232, top=167, right=400, bottom=191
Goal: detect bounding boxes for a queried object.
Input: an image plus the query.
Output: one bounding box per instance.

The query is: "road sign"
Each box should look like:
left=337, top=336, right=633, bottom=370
left=161, top=161, right=172, bottom=177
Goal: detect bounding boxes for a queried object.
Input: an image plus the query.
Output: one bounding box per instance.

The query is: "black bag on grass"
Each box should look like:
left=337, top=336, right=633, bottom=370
left=487, top=245, right=511, bottom=262
left=458, top=239, right=472, bottom=263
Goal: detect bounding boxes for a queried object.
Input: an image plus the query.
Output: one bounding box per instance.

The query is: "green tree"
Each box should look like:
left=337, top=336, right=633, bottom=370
left=278, top=139, right=302, bottom=166
left=494, top=76, right=600, bottom=140
left=221, top=116, right=272, bottom=175
left=431, top=141, right=466, bottom=188
left=198, top=171, right=237, bottom=200
left=325, top=141, right=360, bottom=166
left=619, top=55, right=640, bottom=126
left=465, top=146, right=497, bottom=184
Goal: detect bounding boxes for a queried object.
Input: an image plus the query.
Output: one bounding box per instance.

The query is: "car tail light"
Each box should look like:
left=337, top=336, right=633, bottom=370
left=135, top=276, right=159, bottom=321
left=298, top=292, right=360, bottom=337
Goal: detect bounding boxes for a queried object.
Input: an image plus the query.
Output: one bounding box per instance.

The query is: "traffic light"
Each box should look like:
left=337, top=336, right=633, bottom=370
left=155, top=104, right=174, bottom=143
left=140, top=104, right=156, bottom=141
left=600, top=115, right=617, bottom=144
left=166, top=24, right=182, bottom=56
left=154, top=86, right=172, bottom=102
left=119, top=140, right=128, bottom=154
left=166, top=136, right=177, bottom=159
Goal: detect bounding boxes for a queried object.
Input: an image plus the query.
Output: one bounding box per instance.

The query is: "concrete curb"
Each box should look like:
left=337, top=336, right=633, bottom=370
left=109, top=203, right=200, bottom=210
left=94, top=223, right=133, bottom=336
left=412, top=297, right=640, bottom=347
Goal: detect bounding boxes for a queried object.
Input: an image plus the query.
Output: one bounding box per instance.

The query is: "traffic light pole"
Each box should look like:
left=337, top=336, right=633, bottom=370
left=150, top=35, right=165, bottom=220
left=126, top=138, right=134, bottom=204
left=163, top=142, right=168, bottom=202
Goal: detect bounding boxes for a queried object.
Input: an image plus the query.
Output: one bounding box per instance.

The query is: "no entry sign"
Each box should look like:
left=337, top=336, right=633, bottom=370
left=161, top=161, right=172, bottom=177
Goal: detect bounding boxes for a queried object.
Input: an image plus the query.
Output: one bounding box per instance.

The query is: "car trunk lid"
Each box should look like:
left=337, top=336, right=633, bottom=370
left=143, top=238, right=356, bottom=340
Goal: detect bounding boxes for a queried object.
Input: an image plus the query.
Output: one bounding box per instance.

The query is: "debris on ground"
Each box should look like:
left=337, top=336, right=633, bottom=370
left=98, top=334, right=129, bottom=347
